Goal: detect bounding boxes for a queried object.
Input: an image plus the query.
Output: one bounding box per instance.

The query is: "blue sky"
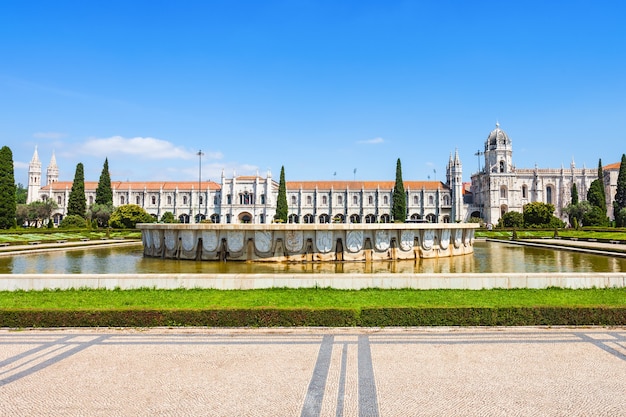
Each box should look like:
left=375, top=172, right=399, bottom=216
left=1, top=1, right=625, bottom=186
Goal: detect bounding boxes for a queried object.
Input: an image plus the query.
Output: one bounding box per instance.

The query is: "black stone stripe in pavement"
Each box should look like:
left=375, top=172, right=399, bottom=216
left=335, top=343, right=348, bottom=417
left=0, top=335, right=111, bottom=387
left=574, top=332, right=626, bottom=362
left=300, top=335, right=334, bottom=417
left=358, top=335, right=379, bottom=417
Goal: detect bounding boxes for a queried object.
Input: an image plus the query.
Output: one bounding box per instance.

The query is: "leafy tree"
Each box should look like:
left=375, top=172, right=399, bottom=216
left=109, top=204, right=154, bottom=228
left=60, top=214, right=88, bottom=229
left=160, top=211, right=177, bottom=223
left=523, top=202, right=564, bottom=228
left=95, top=158, right=112, bottom=205
left=597, top=158, right=606, bottom=208
left=571, top=183, right=578, bottom=205
left=392, top=158, right=406, bottom=222
left=274, top=166, right=288, bottom=223
left=88, top=203, right=114, bottom=227
left=563, top=200, right=592, bottom=227
left=587, top=179, right=606, bottom=213
left=67, top=163, right=86, bottom=218
left=498, top=211, right=523, bottom=228
left=0, top=146, right=16, bottom=229
left=583, top=205, right=609, bottom=227
left=15, top=183, right=27, bottom=204
left=613, top=154, right=626, bottom=227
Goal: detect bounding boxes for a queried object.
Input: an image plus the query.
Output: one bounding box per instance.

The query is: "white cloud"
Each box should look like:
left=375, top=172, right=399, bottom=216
left=358, top=137, right=384, bottom=145
left=77, top=136, right=223, bottom=160
left=33, top=132, right=66, bottom=139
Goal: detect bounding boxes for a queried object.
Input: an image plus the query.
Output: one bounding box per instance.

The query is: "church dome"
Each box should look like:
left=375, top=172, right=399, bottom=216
left=486, top=122, right=510, bottom=147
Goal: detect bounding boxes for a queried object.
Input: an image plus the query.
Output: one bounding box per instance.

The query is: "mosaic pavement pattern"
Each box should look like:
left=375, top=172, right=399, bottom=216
left=1, top=327, right=625, bottom=416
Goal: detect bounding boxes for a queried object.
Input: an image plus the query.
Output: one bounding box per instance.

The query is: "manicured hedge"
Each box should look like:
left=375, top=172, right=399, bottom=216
left=1, top=307, right=625, bottom=327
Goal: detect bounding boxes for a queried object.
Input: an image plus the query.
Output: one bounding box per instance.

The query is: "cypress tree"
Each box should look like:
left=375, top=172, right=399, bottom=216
left=0, top=146, right=17, bottom=229
left=274, top=165, right=288, bottom=222
left=67, top=163, right=86, bottom=218
left=597, top=158, right=606, bottom=208
left=571, top=183, right=578, bottom=205
left=392, top=158, right=406, bottom=222
left=95, top=158, right=112, bottom=205
left=613, top=154, right=626, bottom=227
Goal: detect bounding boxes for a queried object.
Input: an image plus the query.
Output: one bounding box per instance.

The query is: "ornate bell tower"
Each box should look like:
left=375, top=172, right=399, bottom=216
left=27, top=146, right=42, bottom=203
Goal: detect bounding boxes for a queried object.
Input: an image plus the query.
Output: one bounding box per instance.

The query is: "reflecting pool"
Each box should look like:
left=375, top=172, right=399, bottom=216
left=2, top=241, right=625, bottom=274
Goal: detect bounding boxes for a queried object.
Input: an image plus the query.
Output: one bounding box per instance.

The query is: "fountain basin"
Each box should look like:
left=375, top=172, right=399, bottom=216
left=137, top=223, right=478, bottom=262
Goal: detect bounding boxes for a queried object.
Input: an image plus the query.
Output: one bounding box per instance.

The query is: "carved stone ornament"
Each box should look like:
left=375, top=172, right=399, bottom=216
left=255, top=231, right=272, bottom=253
left=440, top=229, right=450, bottom=250
left=422, top=229, right=435, bottom=251
left=454, top=228, right=463, bottom=248
left=152, top=230, right=161, bottom=249
left=180, top=230, right=196, bottom=252
left=164, top=230, right=177, bottom=250
left=227, top=231, right=244, bottom=252
left=375, top=230, right=390, bottom=251
left=285, top=230, right=303, bottom=252
left=464, top=229, right=471, bottom=246
left=316, top=230, right=333, bottom=253
left=346, top=230, right=363, bottom=253
left=202, top=230, right=218, bottom=252
left=400, top=230, right=415, bottom=251
left=143, top=230, right=152, bottom=249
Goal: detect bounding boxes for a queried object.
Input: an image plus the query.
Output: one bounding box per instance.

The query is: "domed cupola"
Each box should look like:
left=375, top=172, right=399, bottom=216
left=485, top=122, right=511, bottom=150
left=483, top=122, right=514, bottom=175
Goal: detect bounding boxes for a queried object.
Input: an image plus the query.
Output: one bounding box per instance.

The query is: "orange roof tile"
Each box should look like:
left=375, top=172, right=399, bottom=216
left=286, top=180, right=448, bottom=191
left=604, top=162, right=621, bottom=171
left=41, top=181, right=221, bottom=192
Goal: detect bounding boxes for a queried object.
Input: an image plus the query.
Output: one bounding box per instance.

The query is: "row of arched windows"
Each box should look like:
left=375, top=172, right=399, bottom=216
left=289, top=194, right=449, bottom=207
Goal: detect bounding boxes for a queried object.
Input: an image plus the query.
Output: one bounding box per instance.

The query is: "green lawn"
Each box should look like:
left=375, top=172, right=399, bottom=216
left=2, top=287, right=625, bottom=310
left=0, top=229, right=141, bottom=243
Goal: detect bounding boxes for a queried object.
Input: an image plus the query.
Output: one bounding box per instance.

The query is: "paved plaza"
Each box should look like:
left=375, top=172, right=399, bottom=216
left=1, top=327, right=625, bottom=416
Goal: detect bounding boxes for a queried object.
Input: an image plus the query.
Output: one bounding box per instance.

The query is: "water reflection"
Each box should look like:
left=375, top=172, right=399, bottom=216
left=0, top=241, right=624, bottom=274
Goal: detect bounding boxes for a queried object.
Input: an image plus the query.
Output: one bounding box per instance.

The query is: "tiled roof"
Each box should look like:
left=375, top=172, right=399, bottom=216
left=40, top=181, right=221, bottom=192
left=604, top=162, right=621, bottom=171
left=286, top=180, right=448, bottom=191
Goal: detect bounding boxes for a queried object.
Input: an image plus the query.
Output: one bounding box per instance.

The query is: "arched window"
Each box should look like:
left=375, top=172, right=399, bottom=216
left=182, top=196, right=187, bottom=205
left=350, top=214, right=360, bottom=223
left=199, top=196, right=204, bottom=205
left=365, top=214, right=376, bottom=223
left=291, top=195, right=297, bottom=205
left=428, top=196, right=434, bottom=205
left=319, top=213, right=330, bottom=223
left=226, top=194, right=232, bottom=204
left=322, top=196, right=328, bottom=205
left=57, top=196, right=62, bottom=205
left=214, top=195, right=220, bottom=205
left=306, top=195, right=312, bottom=205
left=500, top=186, right=507, bottom=199
left=303, top=214, right=314, bottom=223
left=352, top=195, right=358, bottom=205
left=413, top=195, right=419, bottom=205
left=210, top=214, right=220, bottom=223
left=443, top=195, right=450, bottom=205
left=522, top=185, right=528, bottom=199
left=288, top=214, right=299, bottom=223
left=260, top=194, right=265, bottom=204
left=167, top=196, right=172, bottom=205
left=151, top=196, right=156, bottom=205
left=136, top=196, right=140, bottom=205
left=89, top=196, right=93, bottom=205
left=383, top=196, right=389, bottom=205
left=337, top=195, right=343, bottom=205
left=499, top=161, right=505, bottom=173
left=380, top=214, right=390, bottom=223
left=368, top=195, right=373, bottom=205
left=546, top=186, right=553, bottom=205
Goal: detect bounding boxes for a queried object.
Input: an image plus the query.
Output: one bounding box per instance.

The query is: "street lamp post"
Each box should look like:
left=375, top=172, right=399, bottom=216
left=197, top=150, right=204, bottom=223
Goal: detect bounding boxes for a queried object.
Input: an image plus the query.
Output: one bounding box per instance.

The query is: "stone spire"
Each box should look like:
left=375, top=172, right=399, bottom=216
left=27, top=146, right=42, bottom=203
left=46, top=150, right=59, bottom=185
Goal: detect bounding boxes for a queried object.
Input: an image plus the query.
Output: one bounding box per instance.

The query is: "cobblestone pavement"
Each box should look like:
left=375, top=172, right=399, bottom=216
left=1, top=327, right=625, bottom=416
